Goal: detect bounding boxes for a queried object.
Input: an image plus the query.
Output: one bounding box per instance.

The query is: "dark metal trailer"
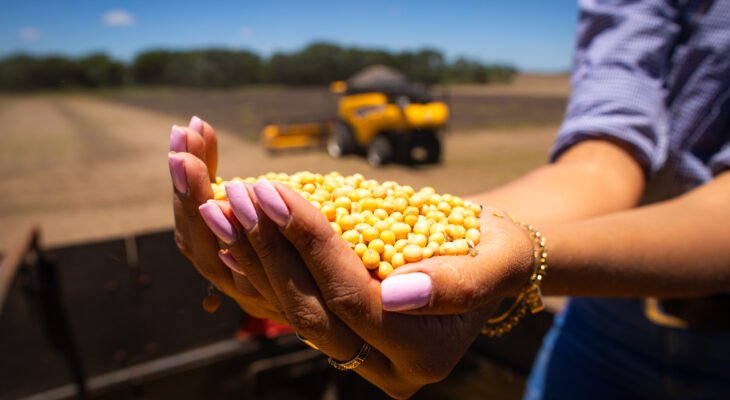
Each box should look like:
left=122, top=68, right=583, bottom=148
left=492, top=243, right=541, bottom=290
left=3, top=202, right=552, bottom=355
left=1, top=228, right=553, bottom=400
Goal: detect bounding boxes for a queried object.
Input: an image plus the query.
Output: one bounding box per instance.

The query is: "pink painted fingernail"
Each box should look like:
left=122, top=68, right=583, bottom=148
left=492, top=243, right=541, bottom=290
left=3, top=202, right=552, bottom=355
left=199, top=200, right=238, bottom=244
left=225, top=181, right=258, bottom=231
left=253, top=179, right=290, bottom=227
left=381, top=273, right=432, bottom=312
left=219, top=249, right=244, bottom=275
left=189, top=116, right=204, bottom=135
left=168, top=153, right=188, bottom=194
left=169, top=125, right=187, bottom=152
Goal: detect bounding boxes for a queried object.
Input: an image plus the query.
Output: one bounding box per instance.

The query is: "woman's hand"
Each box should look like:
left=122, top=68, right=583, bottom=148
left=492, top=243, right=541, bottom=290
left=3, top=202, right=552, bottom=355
left=209, top=178, right=534, bottom=397
left=167, top=117, right=285, bottom=323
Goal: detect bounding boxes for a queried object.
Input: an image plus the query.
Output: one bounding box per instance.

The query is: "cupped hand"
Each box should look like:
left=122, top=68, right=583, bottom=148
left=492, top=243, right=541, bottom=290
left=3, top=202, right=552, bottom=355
left=167, top=117, right=285, bottom=323
left=215, top=179, right=534, bottom=398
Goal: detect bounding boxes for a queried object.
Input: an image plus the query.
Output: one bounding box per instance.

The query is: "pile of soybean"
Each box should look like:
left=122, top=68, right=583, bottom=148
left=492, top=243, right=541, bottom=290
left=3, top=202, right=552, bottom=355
left=212, top=172, right=481, bottom=280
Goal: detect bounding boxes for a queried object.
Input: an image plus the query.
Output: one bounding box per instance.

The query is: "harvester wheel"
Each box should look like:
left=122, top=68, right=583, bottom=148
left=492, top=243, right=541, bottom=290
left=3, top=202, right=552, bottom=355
left=423, top=132, right=442, bottom=164
left=367, top=135, right=393, bottom=167
left=327, top=122, right=356, bottom=158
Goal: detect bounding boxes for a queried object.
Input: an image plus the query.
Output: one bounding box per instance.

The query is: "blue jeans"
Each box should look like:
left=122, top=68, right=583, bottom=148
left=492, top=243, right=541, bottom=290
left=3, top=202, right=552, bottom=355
left=524, top=298, right=730, bottom=400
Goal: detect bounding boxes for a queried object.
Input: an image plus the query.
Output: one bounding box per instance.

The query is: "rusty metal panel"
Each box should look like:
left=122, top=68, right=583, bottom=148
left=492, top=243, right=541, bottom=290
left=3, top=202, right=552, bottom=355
left=132, top=230, right=243, bottom=360
left=48, top=237, right=137, bottom=377
left=0, top=265, right=72, bottom=399
left=1, top=229, right=244, bottom=399
left=2, top=228, right=548, bottom=399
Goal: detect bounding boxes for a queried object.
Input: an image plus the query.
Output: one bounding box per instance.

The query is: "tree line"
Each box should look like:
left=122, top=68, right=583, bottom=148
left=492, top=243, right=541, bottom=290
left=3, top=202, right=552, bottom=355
left=0, top=42, right=516, bottom=92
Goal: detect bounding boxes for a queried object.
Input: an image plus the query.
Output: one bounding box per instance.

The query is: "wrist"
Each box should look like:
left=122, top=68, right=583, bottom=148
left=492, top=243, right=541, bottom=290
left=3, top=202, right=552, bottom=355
left=498, top=215, right=540, bottom=298
left=482, top=214, right=548, bottom=337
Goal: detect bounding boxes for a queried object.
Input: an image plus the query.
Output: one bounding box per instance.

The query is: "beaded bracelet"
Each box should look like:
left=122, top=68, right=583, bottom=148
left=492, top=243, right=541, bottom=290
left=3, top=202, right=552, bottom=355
left=482, top=214, right=547, bottom=337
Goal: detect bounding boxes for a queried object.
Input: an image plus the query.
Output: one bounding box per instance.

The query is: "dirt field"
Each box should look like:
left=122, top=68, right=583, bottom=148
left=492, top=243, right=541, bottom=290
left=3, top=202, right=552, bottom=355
left=103, top=78, right=567, bottom=141
left=0, top=75, right=567, bottom=251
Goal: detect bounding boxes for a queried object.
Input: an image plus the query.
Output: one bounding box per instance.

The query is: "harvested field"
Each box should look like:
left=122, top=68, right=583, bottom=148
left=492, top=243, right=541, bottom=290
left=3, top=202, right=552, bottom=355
left=102, top=77, right=567, bottom=141
left=0, top=75, right=568, bottom=251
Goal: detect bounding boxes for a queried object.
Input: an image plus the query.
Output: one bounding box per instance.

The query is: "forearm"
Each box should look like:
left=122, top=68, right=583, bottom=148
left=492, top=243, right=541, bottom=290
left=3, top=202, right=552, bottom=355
left=542, top=172, right=730, bottom=298
left=467, top=140, right=645, bottom=224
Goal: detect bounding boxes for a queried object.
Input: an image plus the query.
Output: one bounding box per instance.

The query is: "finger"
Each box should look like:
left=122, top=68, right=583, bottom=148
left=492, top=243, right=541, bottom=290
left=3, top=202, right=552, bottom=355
left=217, top=249, right=264, bottom=299
left=170, top=125, right=207, bottom=163
left=240, top=183, right=420, bottom=398
left=170, top=125, right=196, bottom=263
left=188, top=116, right=218, bottom=181
left=254, top=180, right=381, bottom=323
left=204, top=196, right=282, bottom=308
left=218, top=249, right=287, bottom=323
left=384, top=210, right=534, bottom=315
left=170, top=123, right=209, bottom=262
left=173, top=201, right=194, bottom=262
left=168, top=152, right=241, bottom=302
left=208, top=202, right=285, bottom=323
left=223, top=182, right=282, bottom=304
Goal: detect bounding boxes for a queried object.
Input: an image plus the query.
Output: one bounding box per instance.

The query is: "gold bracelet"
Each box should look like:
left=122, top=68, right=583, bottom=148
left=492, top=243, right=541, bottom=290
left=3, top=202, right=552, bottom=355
left=481, top=214, right=547, bottom=337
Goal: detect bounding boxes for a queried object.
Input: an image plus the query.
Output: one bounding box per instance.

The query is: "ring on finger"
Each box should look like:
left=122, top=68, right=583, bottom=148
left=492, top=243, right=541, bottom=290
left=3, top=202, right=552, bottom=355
left=328, top=341, right=371, bottom=371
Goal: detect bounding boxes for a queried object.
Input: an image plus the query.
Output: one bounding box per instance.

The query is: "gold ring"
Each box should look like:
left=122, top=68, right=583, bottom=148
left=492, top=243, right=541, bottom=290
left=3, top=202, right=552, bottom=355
left=327, top=342, right=371, bottom=371
left=295, top=332, right=319, bottom=350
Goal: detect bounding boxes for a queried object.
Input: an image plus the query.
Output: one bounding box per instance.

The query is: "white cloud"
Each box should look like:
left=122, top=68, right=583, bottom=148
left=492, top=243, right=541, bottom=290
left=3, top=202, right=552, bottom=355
left=102, top=9, right=135, bottom=27
left=19, top=27, right=40, bottom=42
left=241, top=27, right=254, bottom=39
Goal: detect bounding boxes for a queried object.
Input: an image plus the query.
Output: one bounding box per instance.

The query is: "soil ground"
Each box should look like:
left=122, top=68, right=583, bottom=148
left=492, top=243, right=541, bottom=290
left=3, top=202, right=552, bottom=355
left=0, top=75, right=568, bottom=252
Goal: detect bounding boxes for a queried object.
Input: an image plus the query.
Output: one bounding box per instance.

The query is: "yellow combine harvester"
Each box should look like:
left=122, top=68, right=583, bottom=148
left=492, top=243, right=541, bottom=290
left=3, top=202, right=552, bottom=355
left=260, top=66, right=449, bottom=166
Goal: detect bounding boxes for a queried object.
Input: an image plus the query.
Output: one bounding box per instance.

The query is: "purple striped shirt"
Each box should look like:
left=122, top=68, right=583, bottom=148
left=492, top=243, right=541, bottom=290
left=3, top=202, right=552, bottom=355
left=552, top=0, right=730, bottom=201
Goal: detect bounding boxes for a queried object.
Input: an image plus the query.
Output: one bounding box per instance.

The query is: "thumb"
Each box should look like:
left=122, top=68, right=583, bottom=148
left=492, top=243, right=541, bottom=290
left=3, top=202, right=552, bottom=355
left=380, top=244, right=530, bottom=315
left=381, top=211, right=535, bottom=315
left=379, top=256, right=491, bottom=314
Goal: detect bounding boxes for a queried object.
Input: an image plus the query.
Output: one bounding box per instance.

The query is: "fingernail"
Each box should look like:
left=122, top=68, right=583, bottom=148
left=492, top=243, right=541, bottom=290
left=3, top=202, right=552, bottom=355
left=199, top=200, right=238, bottom=244
left=253, top=179, right=290, bottom=227
left=219, top=250, right=245, bottom=275
left=189, top=116, right=204, bottom=135
left=381, top=272, right=432, bottom=312
left=225, top=181, right=258, bottom=231
left=168, top=153, right=188, bottom=194
left=169, top=125, right=187, bottom=152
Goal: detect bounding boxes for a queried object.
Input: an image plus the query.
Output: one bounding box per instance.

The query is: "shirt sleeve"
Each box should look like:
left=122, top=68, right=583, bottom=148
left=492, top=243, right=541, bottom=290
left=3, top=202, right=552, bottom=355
left=551, top=0, right=682, bottom=176
left=710, top=140, right=730, bottom=175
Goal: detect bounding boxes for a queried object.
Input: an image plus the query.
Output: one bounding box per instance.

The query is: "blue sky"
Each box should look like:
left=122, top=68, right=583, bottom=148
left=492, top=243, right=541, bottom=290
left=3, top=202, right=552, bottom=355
left=0, top=1, right=579, bottom=72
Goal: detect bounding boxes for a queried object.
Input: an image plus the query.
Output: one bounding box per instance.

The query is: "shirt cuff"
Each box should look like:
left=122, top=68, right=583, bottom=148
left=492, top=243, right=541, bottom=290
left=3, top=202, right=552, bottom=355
left=550, top=118, right=667, bottom=178
left=710, top=142, right=730, bottom=176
